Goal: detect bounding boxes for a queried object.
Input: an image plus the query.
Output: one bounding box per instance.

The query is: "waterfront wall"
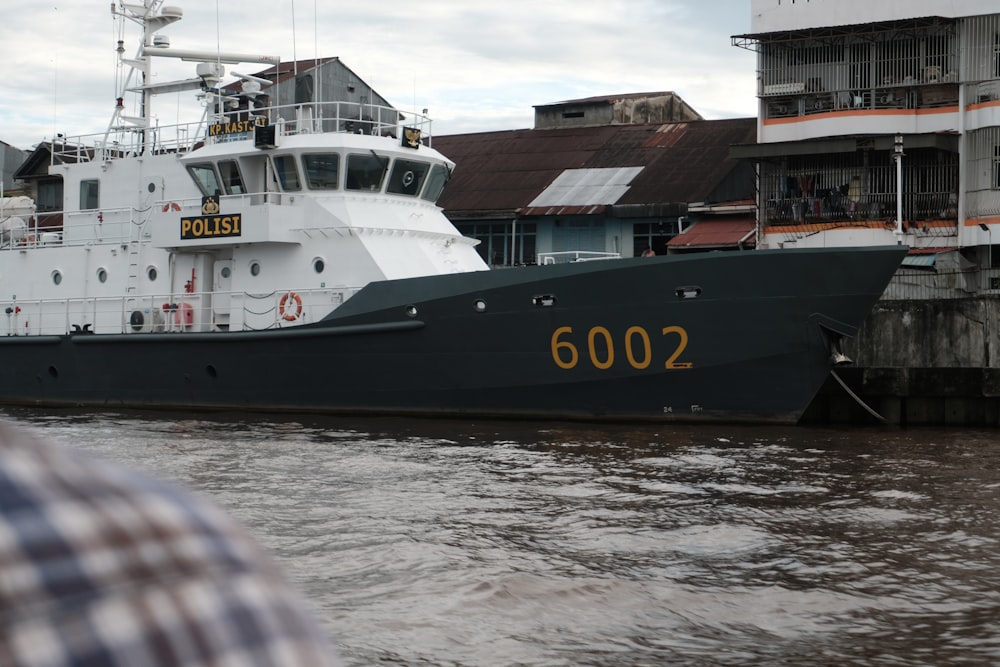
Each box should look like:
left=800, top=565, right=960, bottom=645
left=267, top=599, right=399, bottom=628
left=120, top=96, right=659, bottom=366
left=803, top=297, right=1000, bottom=426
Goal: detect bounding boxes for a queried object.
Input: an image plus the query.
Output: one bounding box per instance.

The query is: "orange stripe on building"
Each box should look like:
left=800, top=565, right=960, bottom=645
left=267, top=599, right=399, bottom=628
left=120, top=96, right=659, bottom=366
left=762, top=106, right=959, bottom=126
left=963, top=216, right=1000, bottom=227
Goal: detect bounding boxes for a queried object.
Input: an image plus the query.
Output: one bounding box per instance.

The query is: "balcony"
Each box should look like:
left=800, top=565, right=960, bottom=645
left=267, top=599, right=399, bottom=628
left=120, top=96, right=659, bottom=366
left=764, top=77, right=960, bottom=121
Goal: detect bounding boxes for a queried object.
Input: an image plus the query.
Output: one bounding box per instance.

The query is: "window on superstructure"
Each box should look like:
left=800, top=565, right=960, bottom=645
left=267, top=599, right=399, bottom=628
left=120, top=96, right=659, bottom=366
left=186, top=163, right=222, bottom=197
left=386, top=159, right=430, bottom=196
left=218, top=160, right=246, bottom=195
left=271, top=155, right=301, bottom=191
left=79, top=179, right=99, bottom=210
left=420, top=164, right=450, bottom=203
left=302, top=154, right=340, bottom=190
left=345, top=153, right=388, bottom=192
left=37, top=179, right=62, bottom=212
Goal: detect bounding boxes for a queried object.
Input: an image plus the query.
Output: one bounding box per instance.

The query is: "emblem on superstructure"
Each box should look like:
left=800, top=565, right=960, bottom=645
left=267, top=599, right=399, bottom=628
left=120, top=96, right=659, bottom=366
left=402, top=127, right=422, bottom=149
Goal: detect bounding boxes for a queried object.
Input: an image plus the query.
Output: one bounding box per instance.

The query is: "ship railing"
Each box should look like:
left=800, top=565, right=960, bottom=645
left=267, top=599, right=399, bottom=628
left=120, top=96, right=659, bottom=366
left=537, top=251, right=622, bottom=265
left=51, top=100, right=434, bottom=165
left=1, top=287, right=362, bottom=337
left=0, top=206, right=142, bottom=250
left=204, top=100, right=434, bottom=145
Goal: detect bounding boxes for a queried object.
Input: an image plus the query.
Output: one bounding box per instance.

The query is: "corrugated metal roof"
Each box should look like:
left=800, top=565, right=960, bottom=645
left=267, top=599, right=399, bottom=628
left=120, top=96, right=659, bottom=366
left=901, top=254, right=938, bottom=268
left=666, top=218, right=756, bottom=248
left=527, top=167, right=644, bottom=207
left=534, top=92, right=677, bottom=108
left=902, top=247, right=956, bottom=267
left=433, top=118, right=757, bottom=219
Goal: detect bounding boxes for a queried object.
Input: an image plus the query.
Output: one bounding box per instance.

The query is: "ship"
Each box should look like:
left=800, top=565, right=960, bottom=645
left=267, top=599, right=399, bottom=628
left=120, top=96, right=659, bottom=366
left=0, top=1, right=906, bottom=424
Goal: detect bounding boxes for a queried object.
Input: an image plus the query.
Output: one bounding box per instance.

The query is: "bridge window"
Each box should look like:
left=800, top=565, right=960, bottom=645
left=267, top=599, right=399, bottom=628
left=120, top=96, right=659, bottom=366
left=420, top=164, right=450, bottom=203
left=386, top=159, right=430, bottom=196
left=186, top=163, right=222, bottom=197
left=346, top=153, right=388, bottom=191
left=271, top=155, right=301, bottom=191
left=218, top=160, right=246, bottom=195
left=302, top=154, right=340, bottom=190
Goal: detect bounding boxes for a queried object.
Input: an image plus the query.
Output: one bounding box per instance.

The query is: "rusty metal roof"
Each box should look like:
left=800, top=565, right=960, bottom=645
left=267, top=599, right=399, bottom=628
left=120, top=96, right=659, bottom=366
left=667, top=217, right=756, bottom=249
left=433, top=118, right=757, bottom=219
left=534, top=92, right=678, bottom=108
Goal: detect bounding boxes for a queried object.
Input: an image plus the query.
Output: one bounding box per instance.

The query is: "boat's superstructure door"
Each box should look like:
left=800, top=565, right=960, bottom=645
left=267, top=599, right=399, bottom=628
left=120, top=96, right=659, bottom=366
left=213, top=259, right=234, bottom=330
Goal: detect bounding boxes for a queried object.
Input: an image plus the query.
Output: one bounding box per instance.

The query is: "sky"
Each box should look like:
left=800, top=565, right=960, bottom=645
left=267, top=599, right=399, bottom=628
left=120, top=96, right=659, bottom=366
left=0, top=0, right=758, bottom=151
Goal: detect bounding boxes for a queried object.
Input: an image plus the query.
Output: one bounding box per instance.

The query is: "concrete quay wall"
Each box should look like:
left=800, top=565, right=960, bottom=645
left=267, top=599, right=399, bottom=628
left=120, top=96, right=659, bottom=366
left=802, top=298, right=1000, bottom=426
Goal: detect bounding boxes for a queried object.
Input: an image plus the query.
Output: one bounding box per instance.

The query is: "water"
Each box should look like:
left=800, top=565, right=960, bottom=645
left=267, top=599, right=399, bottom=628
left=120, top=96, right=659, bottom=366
left=2, top=408, right=999, bottom=666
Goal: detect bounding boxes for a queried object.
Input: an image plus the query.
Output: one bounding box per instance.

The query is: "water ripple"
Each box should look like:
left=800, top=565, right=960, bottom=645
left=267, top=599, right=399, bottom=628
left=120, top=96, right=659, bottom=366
left=5, top=411, right=1000, bottom=666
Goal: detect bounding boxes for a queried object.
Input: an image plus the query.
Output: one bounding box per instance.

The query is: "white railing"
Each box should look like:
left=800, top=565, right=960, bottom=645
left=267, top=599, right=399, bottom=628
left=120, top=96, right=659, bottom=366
left=537, top=251, right=622, bottom=265
left=51, top=100, right=435, bottom=165
left=0, top=205, right=142, bottom=250
left=0, top=286, right=360, bottom=337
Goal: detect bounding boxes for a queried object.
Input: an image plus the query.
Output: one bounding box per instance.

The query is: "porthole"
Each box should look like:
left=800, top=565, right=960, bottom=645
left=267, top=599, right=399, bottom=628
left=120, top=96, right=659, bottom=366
left=147, top=266, right=158, bottom=282
left=313, top=257, right=325, bottom=273
left=250, top=261, right=261, bottom=277
left=405, top=305, right=418, bottom=318
left=147, top=182, right=156, bottom=193
left=52, top=270, right=63, bottom=286
left=220, top=266, right=232, bottom=279
left=473, top=299, right=487, bottom=313
left=97, top=267, right=108, bottom=283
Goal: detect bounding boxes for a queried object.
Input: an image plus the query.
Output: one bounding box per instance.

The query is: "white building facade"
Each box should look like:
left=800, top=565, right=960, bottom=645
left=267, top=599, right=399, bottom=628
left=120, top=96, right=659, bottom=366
left=734, top=0, right=1000, bottom=259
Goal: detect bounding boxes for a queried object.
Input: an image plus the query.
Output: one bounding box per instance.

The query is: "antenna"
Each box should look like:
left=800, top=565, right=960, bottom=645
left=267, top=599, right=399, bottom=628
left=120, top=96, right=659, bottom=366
left=314, top=0, right=320, bottom=109
left=215, top=0, right=223, bottom=65
left=291, top=0, right=298, bottom=79
left=52, top=6, right=59, bottom=145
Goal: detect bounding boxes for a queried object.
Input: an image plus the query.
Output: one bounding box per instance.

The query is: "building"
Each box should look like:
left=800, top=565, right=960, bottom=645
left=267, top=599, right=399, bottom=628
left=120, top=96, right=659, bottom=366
left=217, top=58, right=399, bottom=135
left=731, top=0, right=1000, bottom=279
left=433, top=93, right=757, bottom=266
left=0, top=141, right=27, bottom=193
left=732, top=1, right=1000, bottom=423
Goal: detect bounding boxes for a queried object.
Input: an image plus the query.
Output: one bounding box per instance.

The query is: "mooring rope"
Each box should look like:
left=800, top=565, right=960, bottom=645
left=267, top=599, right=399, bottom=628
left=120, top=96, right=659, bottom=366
left=830, top=369, right=891, bottom=426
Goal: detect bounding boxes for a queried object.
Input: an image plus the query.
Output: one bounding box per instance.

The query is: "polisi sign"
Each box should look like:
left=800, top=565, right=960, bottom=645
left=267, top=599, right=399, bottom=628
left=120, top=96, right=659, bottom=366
left=180, top=196, right=242, bottom=240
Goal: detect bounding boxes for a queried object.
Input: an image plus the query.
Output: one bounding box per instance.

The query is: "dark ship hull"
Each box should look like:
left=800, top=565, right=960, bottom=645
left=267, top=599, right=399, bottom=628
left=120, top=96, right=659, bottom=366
left=0, top=246, right=905, bottom=424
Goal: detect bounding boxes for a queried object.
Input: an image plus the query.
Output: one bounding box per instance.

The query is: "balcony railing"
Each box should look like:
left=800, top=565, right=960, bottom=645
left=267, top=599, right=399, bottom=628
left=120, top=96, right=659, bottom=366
left=765, top=82, right=960, bottom=120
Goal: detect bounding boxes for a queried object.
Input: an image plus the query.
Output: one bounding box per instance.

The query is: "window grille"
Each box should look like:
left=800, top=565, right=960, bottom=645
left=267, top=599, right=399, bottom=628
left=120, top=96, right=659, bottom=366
left=759, top=148, right=958, bottom=229
left=966, top=128, right=1000, bottom=219
left=755, top=20, right=960, bottom=118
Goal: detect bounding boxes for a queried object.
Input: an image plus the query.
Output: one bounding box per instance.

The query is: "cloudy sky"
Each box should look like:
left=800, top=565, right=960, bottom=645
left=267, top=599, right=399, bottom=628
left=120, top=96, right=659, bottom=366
left=0, top=0, right=758, bottom=151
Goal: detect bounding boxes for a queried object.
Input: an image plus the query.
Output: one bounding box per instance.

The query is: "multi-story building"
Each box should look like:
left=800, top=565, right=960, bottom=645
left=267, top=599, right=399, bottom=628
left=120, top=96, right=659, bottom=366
left=733, top=0, right=1000, bottom=272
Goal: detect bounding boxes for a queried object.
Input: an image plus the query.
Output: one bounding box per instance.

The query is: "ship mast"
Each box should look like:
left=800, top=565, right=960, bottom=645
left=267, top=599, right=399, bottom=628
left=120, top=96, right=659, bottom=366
left=106, top=1, right=278, bottom=154
left=107, top=1, right=184, bottom=153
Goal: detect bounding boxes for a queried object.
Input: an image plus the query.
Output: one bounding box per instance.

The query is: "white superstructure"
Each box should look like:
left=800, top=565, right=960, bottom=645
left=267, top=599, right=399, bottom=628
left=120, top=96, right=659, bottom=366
left=2, top=1, right=486, bottom=337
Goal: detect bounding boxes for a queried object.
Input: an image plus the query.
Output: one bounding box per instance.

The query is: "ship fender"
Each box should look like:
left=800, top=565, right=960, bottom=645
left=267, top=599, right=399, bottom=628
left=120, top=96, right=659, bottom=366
left=279, top=292, right=303, bottom=321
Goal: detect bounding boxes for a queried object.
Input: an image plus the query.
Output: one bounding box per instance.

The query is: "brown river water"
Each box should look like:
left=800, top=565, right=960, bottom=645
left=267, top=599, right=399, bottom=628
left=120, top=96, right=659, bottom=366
left=4, top=408, right=999, bottom=666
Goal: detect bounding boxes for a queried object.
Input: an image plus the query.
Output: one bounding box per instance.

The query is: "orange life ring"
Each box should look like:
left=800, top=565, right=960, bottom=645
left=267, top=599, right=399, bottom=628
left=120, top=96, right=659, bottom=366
left=279, top=292, right=303, bottom=321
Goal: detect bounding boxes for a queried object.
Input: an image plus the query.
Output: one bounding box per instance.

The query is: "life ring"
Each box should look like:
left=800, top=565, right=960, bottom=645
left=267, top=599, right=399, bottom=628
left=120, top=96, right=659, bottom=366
left=279, top=292, right=303, bottom=321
